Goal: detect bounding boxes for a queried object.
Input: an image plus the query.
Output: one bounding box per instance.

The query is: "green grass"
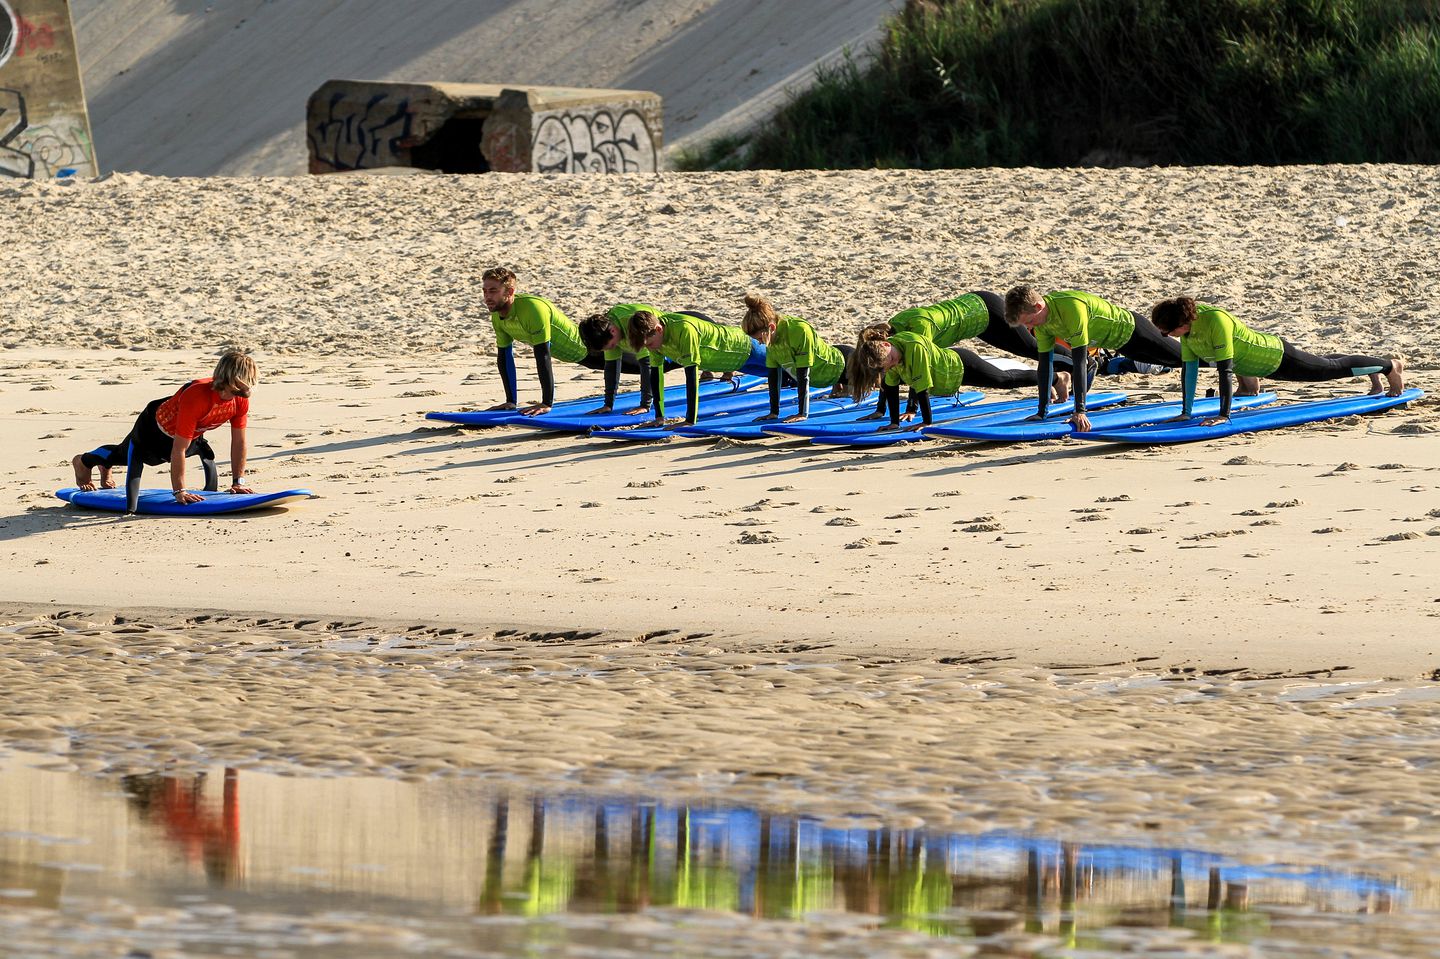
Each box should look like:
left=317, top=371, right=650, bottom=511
left=677, top=0, right=1440, bottom=169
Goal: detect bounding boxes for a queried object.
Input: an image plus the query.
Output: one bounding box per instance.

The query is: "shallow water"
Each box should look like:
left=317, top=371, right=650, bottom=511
left=2, top=753, right=1438, bottom=959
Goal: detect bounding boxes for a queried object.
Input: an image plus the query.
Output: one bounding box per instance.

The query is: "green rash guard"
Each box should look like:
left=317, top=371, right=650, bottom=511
left=603, top=304, right=666, bottom=363
left=652, top=313, right=754, bottom=372
left=1034, top=290, right=1135, bottom=353
left=887, top=293, right=991, bottom=347
left=1180, top=304, right=1284, bottom=376
left=766, top=316, right=846, bottom=387
left=882, top=332, right=965, bottom=396
left=491, top=294, right=588, bottom=364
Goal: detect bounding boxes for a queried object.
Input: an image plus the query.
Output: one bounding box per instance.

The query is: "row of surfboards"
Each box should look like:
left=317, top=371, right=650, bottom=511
left=426, top=380, right=1423, bottom=449
left=54, top=379, right=1421, bottom=515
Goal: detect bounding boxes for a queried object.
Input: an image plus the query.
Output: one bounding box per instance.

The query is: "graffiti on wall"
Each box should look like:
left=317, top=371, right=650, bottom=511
left=0, top=87, right=32, bottom=178
left=1, top=1, right=15, bottom=70
left=1, top=2, right=56, bottom=66
left=531, top=110, right=657, bottom=174
left=309, top=91, right=415, bottom=171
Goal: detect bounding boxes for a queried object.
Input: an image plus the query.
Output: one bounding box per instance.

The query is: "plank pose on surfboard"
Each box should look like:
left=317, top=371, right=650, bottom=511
left=1005, top=286, right=1183, bottom=432
left=847, top=326, right=1055, bottom=433
left=739, top=294, right=853, bottom=423
left=482, top=266, right=598, bottom=418
left=1150, top=296, right=1407, bottom=425
left=70, top=351, right=257, bottom=514
left=577, top=304, right=730, bottom=416
left=627, top=310, right=770, bottom=428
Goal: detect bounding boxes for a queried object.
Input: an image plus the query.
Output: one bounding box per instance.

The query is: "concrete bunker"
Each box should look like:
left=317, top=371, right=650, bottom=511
left=306, top=81, right=663, bottom=175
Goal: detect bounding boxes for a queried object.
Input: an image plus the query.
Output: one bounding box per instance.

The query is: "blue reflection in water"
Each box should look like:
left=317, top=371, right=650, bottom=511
left=0, top=759, right=1407, bottom=949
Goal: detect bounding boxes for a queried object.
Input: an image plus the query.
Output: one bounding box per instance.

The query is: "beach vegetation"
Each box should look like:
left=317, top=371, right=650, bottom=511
left=674, top=0, right=1440, bottom=169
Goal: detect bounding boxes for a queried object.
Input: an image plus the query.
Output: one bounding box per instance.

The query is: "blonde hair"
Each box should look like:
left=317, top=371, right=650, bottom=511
left=482, top=266, right=517, bottom=289
left=213, top=350, right=258, bottom=393
left=626, top=310, right=663, bottom=352
left=1004, top=285, right=1044, bottom=325
left=848, top=324, right=893, bottom=403
left=740, top=294, right=779, bottom=339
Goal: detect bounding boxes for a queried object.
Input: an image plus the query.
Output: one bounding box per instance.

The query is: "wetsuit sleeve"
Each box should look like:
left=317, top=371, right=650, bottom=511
left=533, top=341, right=555, bottom=407
left=795, top=367, right=810, bottom=417
left=498, top=346, right=518, bottom=405
left=767, top=367, right=782, bottom=417
left=915, top=390, right=932, bottom=425
left=638, top=356, right=653, bottom=407
left=1215, top=359, right=1234, bottom=419
left=1036, top=350, right=1053, bottom=418
left=873, top=389, right=886, bottom=416
left=650, top=363, right=665, bottom=419
left=883, top=382, right=901, bottom=426
left=1071, top=350, right=1089, bottom=415
left=1181, top=360, right=1199, bottom=416
left=684, top=366, right=700, bottom=425
left=604, top=358, right=622, bottom=408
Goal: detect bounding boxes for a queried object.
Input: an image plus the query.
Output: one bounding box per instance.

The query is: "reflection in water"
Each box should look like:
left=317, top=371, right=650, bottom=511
left=0, top=757, right=1423, bottom=956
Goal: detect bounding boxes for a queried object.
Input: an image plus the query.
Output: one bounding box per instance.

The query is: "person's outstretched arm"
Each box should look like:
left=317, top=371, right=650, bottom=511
left=170, top=435, right=202, bottom=505
left=526, top=342, right=555, bottom=413
left=229, top=427, right=252, bottom=493
left=1180, top=359, right=1199, bottom=418
left=1213, top=359, right=1234, bottom=421
left=602, top=358, right=622, bottom=411
left=884, top=382, right=901, bottom=425
left=496, top=345, right=518, bottom=408
left=649, top=362, right=665, bottom=422
left=1035, top=350, right=1053, bottom=419
left=793, top=367, right=811, bottom=419
left=684, top=366, right=700, bottom=425
left=764, top=367, right=782, bottom=418
left=914, top=390, right=932, bottom=426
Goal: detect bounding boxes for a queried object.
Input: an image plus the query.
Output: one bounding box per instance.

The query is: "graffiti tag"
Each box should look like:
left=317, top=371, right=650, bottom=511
left=0, top=87, right=33, bottom=178
left=309, top=92, right=414, bottom=171
left=9, top=11, right=53, bottom=60
left=532, top=110, right=657, bottom=174
left=0, top=1, right=15, bottom=70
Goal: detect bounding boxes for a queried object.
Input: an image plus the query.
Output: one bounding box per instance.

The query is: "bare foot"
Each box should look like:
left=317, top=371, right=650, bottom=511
left=99, top=467, right=116, bottom=490
left=1385, top=357, right=1405, bottom=397
left=1236, top=375, right=1262, bottom=396
left=1051, top=370, right=1072, bottom=403
left=71, top=454, right=96, bottom=491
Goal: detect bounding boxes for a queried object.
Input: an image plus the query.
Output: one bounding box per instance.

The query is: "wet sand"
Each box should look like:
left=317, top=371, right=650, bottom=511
left=1, top=167, right=1438, bottom=954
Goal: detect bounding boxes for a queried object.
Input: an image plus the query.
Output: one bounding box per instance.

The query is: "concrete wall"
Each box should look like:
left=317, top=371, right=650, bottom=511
left=0, top=0, right=96, bottom=178
left=307, top=80, right=661, bottom=175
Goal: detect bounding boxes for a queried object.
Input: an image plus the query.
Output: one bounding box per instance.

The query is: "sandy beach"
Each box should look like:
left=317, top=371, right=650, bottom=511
left=2, top=165, right=1439, bottom=953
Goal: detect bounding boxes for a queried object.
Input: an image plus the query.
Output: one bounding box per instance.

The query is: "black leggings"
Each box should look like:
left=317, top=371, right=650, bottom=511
left=1118, top=309, right=1184, bottom=367
left=1273, top=339, right=1391, bottom=380
left=81, top=397, right=217, bottom=512
left=972, top=290, right=1076, bottom=370
left=953, top=346, right=1041, bottom=389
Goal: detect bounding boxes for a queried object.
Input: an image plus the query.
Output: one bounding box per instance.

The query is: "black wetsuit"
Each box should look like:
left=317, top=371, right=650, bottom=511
left=79, top=393, right=219, bottom=513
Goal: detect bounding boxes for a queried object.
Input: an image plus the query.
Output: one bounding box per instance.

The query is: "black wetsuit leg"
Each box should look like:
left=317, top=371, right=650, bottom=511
left=1272, top=339, right=1391, bottom=380
left=972, top=290, right=1076, bottom=370
left=952, top=347, right=1041, bottom=389
left=195, top=436, right=218, bottom=491
left=1117, top=309, right=1184, bottom=368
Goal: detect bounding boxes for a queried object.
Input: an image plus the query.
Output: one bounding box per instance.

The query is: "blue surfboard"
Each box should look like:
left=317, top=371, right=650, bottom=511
left=56, top=487, right=314, bottom=516
left=424, top=379, right=753, bottom=427
left=672, top=396, right=866, bottom=440
left=1076, top=388, right=1423, bottom=444
left=589, top=387, right=833, bottom=441
left=926, top=393, right=1278, bottom=442
left=761, top=392, right=988, bottom=439
left=809, top=391, right=1130, bottom=448
left=524, top=381, right=761, bottom=433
